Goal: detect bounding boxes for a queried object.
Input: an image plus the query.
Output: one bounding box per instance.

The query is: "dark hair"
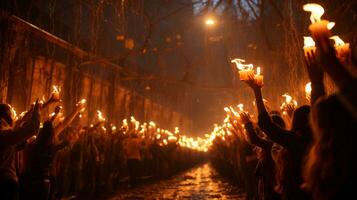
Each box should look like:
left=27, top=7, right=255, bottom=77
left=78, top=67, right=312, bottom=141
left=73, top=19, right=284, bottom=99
left=304, top=95, right=357, bottom=200
left=271, top=114, right=286, bottom=129
left=0, top=104, right=13, bottom=127
left=36, top=121, right=54, bottom=147
left=291, top=105, right=311, bottom=132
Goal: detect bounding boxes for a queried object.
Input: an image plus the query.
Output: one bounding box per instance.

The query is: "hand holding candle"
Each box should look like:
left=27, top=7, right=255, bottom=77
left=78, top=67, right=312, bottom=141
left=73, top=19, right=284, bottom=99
left=330, top=36, right=350, bottom=63
left=303, top=36, right=316, bottom=57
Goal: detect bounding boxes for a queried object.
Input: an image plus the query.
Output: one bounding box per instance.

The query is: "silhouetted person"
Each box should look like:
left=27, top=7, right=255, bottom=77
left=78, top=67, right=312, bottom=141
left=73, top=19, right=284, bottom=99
left=0, top=102, right=40, bottom=200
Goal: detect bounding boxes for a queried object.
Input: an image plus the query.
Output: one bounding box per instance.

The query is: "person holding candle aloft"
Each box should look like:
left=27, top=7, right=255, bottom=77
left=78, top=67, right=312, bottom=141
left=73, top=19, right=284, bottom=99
left=242, top=77, right=312, bottom=200
left=240, top=112, right=280, bottom=200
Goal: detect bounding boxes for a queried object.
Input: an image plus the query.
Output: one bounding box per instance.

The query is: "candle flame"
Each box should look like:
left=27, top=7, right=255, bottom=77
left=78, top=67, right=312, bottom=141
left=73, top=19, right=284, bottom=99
left=112, top=126, right=117, bottom=131
left=330, top=36, right=345, bottom=46
left=97, top=110, right=106, bottom=122
left=303, top=3, right=324, bottom=23
left=303, top=36, right=316, bottom=47
left=283, top=94, right=292, bottom=103
left=327, top=22, right=335, bottom=30
left=256, top=67, right=261, bottom=75
left=305, top=82, right=312, bottom=94
left=237, top=104, right=244, bottom=112
left=52, top=85, right=60, bottom=94
left=78, top=99, right=86, bottom=105
left=231, top=58, right=253, bottom=70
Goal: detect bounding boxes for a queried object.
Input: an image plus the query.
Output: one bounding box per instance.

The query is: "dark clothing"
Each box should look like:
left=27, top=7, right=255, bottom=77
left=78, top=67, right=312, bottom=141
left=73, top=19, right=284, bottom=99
left=127, top=159, right=140, bottom=187
left=245, top=122, right=279, bottom=200
left=258, top=112, right=311, bottom=200
left=0, top=177, right=18, bottom=200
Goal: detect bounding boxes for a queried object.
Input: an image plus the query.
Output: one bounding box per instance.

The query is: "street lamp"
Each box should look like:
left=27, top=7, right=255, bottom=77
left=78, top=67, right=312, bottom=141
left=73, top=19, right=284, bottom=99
left=205, top=17, right=216, bottom=27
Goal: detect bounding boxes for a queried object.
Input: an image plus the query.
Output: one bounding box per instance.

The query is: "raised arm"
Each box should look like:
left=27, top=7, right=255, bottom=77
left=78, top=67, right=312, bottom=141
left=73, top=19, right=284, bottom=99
left=240, top=112, right=271, bottom=150
left=315, top=36, right=357, bottom=119
left=305, top=50, right=325, bottom=105
left=0, top=101, right=40, bottom=148
left=54, top=102, right=84, bottom=136
left=243, top=76, right=299, bottom=149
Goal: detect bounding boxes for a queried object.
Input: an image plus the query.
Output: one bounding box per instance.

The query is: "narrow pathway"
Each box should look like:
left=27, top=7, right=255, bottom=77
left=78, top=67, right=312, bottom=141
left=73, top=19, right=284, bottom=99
left=108, top=163, right=246, bottom=199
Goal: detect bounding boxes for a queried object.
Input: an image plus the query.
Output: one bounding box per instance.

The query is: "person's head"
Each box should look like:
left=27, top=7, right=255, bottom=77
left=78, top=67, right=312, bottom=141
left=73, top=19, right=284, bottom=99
left=36, top=121, right=54, bottom=146
left=304, top=95, right=357, bottom=199
left=291, top=105, right=311, bottom=132
left=0, top=104, right=14, bottom=130
left=271, top=114, right=286, bottom=129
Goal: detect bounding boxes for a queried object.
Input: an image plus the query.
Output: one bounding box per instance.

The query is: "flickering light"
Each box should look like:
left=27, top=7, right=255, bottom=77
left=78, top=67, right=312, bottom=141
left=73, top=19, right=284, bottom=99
left=205, top=18, right=215, bottom=26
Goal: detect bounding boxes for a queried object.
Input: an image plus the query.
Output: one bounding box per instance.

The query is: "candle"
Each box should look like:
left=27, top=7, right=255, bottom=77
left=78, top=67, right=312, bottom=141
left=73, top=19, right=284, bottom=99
left=51, top=85, right=60, bottom=100
left=303, top=36, right=316, bottom=57
left=97, top=110, right=106, bottom=122
left=237, top=104, right=244, bottom=112
left=77, top=99, right=86, bottom=112
left=112, top=125, right=117, bottom=132
left=305, top=82, right=312, bottom=101
left=303, top=3, right=333, bottom=38
left=280, top=93, right=298, bottom=111
left=254, top=67, right=264, bottom=86
left=330, top=36, right=350, bottom=61
left=231, top=58, right=255, bottom=80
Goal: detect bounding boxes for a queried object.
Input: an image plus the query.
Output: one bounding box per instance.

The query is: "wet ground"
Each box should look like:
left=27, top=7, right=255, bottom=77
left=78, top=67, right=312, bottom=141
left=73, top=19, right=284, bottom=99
left=108, top=163, right=246, bottom=200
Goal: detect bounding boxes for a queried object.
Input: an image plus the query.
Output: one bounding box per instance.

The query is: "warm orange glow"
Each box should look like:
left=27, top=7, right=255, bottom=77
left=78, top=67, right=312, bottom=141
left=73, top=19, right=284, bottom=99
left=52, top=85, right=61, bottom=99
left=205, top=18, right=215, bottom=26
left=97, top=110, right=106, bottom=122
left=303, top=3, right=324, bottom=23
left=304, top=36, right=315, bottom=47
left=330, top=36, right=346, bottom=46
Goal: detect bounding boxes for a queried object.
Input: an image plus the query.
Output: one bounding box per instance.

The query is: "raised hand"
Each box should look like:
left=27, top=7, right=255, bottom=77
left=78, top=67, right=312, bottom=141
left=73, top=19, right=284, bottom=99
left=243, top=75, right=262, bottom=92
left=305, top=50, right=323, bottom=84
left=239, top=112, right=251, bottom=124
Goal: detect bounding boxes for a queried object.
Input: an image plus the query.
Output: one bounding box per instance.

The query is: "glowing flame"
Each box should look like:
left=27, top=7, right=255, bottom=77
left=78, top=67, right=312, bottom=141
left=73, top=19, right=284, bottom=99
left=256, top=67, right=261, bottom=75
left=112, top=125, right=117, bottom=132
left=205, top=18, right=215, bottom=26
left=330, top=36, right=345, bottom=46
left=237, top=104, right=244, bottom=112
left=231, top=58, right=253, bottom=71
left=305, top=82, right=312, bottom=95
left=97, top=110, right=106, bottom=122
left=303, top=36, right=315, bottom=47
left=78, top=99, right=86, bottom=105
left=303, top=3, right=324, bottom=23
left=283, top=94, right=292, bottom=103
left=327, top=22, right=335, bottom=30
left=9, top=106, right=17, bottom=120
left=163, top=139, right=168, bottom=145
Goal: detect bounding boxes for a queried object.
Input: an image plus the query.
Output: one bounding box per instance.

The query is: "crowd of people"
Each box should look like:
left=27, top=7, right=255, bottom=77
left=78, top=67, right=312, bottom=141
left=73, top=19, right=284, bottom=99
left=0, top=91, right=206, bottom=200
left=210, top=13, right=357, bottom=200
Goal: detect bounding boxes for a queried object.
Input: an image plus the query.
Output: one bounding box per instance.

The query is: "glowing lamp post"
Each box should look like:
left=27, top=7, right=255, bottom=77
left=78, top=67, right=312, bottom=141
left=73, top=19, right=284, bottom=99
left=205, top=18, right=216, bottom=27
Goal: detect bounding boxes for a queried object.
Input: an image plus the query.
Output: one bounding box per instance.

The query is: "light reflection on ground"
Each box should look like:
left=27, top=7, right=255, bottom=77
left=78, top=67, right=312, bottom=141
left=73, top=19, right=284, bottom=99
left=109, top=163, right=246, bottom=199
